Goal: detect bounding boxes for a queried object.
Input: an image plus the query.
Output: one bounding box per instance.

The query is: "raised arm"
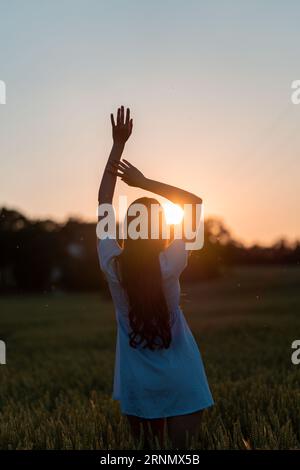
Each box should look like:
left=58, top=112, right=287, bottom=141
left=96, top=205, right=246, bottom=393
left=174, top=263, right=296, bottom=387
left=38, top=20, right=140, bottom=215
left=141, top=178, right=202, bottom=206
left=98, top=106, right=133, bottom=206
left=108, top=159, right=202, bottom=240
left=109, top=159, right=202, bottom=206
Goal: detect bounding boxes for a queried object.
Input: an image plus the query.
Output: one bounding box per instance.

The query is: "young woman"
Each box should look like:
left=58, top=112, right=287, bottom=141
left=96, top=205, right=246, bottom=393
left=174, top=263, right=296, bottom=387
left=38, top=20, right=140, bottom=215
left=97, top=106, right=213, bottom=448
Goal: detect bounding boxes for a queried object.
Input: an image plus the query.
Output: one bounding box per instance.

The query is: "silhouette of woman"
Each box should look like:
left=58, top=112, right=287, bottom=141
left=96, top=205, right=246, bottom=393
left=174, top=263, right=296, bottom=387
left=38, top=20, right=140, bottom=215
left=97, top=106, right=213, bottom=448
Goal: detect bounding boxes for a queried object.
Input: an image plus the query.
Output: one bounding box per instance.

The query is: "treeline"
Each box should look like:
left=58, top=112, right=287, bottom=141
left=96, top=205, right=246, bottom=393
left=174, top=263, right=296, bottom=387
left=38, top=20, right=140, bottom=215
left=0, top=208, right=299, bottom=293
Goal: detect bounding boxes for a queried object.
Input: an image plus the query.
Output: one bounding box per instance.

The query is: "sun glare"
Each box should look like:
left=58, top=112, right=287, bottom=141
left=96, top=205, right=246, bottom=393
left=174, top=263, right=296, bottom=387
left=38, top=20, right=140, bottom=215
left=163, top=202, right=184, bottom=225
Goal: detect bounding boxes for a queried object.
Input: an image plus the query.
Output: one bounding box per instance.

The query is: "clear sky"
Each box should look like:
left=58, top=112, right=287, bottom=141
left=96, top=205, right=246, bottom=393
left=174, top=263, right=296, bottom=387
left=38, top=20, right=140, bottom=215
left=0, top=0, right=299, bottom=245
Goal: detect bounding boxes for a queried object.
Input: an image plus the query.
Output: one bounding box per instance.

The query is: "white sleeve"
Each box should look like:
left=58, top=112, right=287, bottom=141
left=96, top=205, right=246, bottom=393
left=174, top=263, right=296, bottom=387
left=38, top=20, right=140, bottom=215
left=160, top=239, right=188, bottom=278
left=97, top=238, right=122, bottom=280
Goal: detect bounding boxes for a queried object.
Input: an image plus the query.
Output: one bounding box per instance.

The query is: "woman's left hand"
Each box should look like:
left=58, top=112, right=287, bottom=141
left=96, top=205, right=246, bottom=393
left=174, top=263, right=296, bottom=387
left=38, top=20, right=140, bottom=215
left=108, top=159, right=147, bottom=188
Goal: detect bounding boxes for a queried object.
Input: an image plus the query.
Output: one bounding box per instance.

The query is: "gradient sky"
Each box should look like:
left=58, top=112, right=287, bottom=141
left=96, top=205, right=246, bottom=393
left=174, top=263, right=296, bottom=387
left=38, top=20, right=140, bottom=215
left=0, top=0, right=299, bottom=245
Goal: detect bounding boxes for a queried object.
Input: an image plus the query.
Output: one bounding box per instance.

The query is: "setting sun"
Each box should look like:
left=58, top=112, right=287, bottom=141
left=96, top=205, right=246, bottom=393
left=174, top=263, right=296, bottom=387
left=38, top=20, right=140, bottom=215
left=163, top=202, right=184, bottom=225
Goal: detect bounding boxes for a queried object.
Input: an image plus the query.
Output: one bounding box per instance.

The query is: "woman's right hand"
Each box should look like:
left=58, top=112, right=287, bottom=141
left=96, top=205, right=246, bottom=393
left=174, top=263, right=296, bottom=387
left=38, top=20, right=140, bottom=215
left=108, top=159, right=147, bottom=188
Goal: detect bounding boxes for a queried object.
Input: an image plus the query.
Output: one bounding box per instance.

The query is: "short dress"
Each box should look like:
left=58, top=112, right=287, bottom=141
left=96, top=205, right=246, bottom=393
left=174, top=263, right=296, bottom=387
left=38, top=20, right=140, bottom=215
left=97, top=237, right=214, bottom=419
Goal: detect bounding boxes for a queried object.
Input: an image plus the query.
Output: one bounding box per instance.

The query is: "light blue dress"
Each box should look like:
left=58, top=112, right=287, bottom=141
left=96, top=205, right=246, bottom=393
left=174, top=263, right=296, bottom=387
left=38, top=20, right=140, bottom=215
left=97, top=237, right=214, bottom=419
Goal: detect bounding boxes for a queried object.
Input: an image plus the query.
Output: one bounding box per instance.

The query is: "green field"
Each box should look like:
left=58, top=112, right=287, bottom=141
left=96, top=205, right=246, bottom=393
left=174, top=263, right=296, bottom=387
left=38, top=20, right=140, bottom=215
left=0, top=266, right=300, bottom=449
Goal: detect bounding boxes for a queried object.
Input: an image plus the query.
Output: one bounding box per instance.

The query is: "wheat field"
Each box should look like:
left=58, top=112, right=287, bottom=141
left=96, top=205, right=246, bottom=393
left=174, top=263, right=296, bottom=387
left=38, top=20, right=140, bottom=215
left=0, top=266, right=299, bottom=449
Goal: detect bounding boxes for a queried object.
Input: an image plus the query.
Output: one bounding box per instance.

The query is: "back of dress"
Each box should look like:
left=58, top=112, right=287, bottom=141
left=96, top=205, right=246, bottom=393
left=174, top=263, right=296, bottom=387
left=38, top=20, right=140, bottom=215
left=97, top=237, right=214, bottom=419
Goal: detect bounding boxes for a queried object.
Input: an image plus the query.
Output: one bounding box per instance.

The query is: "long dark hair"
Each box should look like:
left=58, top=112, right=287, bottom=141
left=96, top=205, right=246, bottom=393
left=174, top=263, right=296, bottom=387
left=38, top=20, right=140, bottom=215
left=118, top=197, right=171, bottom=350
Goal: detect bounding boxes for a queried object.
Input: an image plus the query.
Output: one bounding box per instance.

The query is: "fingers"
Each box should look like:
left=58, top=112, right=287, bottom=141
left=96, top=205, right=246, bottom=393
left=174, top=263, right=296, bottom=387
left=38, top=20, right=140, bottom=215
left=110, top=160, right=126, bottom=171
left=107, top=163, right=130, bottom=184
left=107, top=160, right=127, bottom=175
left=125, top=107, right=130, bottom=125
left=110, top=113, right=115, bottom=128
left=108, top=161, right=122, bottom=170
left=119, top=160, right=131, bottom=170
left=111, top=159, right=131, bottom=171
left=107, top=167, right=124, bottom=178
left=122, top=159, right=133, bottom=168
left=114, top=106, right=131, bottom=127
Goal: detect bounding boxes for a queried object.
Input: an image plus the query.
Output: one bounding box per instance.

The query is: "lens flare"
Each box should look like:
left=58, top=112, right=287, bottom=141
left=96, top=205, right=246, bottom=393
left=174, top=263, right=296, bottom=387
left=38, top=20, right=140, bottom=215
left=163, top=202, right=184, bottom=225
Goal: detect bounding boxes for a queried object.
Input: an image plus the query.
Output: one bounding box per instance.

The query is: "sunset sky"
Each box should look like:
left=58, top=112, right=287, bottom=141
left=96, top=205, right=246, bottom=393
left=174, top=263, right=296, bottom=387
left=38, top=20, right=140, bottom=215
left=0, top=0, right=299, bottom=245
